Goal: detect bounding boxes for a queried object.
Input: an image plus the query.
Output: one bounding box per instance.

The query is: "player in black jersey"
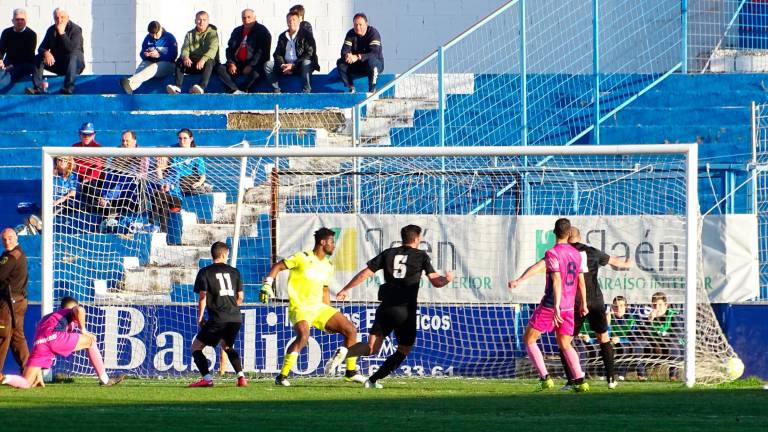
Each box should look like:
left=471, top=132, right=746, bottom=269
left=509, top=226, right=631, bottom=388
left=188, top=241, right=246, bottom=388
left=328, top=224, right=453, bottom=388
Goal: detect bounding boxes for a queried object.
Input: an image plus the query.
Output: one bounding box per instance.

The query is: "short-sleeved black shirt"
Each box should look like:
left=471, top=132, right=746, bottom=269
left=367, top=246, right=436, bottom=306
left=572, top=242, right=610, bottom=301
left=193, top=262, right=243, bottom=323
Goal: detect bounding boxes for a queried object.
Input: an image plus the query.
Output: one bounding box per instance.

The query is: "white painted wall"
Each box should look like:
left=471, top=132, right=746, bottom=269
left=0, top=0, right=508, bottom=74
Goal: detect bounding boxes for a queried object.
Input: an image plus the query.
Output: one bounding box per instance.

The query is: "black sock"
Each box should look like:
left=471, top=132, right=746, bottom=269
left=600, top=342, right=615, bottom=379
left=369, top=351, right=406, bottom=383
left=224, top=348, right=243, bottom=373
left=192, top=350, right=209, bottom=377
left=346, top=342, right=371, bottom=358
left=559, top=350, right=574, bottom=383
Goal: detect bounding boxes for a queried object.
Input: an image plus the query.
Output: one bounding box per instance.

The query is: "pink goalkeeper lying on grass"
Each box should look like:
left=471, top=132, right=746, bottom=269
left=1, top=296, right=124, bottom=388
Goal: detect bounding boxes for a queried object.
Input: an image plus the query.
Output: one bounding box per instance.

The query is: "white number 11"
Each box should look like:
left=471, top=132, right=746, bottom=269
left=215, top=273, right=235, bottom=296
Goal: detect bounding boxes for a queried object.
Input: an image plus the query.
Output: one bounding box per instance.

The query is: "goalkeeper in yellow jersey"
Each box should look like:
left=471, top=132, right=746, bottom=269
left=261, top=227, right=366, bottom=386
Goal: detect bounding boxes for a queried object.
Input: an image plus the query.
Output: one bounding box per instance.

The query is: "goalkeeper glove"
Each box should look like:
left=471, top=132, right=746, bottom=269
left=260, top=277, right=275, bottom=304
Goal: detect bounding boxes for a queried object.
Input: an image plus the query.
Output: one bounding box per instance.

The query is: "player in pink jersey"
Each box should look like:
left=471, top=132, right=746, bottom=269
left=1, top=296, right=124, bottom=388
left=509, top=218, right=589, bottom=392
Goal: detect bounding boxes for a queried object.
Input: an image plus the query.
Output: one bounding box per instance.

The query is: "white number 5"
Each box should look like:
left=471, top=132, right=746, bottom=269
left=393, top=255, right=408, bottom=279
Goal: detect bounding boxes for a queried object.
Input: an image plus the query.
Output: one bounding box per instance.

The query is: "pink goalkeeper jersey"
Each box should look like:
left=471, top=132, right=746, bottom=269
left=541, top=243, right=587, bottom=311
left=33, top=308, right=79, bottom=343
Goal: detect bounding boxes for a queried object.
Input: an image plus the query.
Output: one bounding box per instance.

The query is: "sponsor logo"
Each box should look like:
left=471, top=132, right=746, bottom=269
left=535, top=229, right=555, bottom=259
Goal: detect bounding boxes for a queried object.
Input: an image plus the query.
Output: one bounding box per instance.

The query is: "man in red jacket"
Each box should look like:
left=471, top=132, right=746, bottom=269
left=72, top=122, right=103, bottom=211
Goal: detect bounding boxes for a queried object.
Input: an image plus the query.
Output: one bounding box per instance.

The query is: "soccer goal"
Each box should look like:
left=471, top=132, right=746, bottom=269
left=41, top=144, right=737, bottom=387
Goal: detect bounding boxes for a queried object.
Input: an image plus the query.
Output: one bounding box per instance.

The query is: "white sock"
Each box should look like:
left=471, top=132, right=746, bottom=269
left=99, top=373, right=109, bottom=385
left=237, top=371, right=244, bottom=378
left=203, top=374, right=212, bottom=382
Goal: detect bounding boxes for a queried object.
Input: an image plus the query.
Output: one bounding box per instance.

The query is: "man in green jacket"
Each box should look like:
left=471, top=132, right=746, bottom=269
left=167, top=11, right=218, bottom=94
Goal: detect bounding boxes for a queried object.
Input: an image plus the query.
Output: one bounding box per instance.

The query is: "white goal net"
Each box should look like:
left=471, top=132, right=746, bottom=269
left=41, top=144, right=737, bottom=385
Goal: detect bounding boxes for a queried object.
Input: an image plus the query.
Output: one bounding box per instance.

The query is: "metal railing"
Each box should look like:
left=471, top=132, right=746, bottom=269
left=352, top=0, right=684, bottom=150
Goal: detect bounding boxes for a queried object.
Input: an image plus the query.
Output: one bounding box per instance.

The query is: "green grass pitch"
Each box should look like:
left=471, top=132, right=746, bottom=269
left=1, top=377, right=766, bottom=431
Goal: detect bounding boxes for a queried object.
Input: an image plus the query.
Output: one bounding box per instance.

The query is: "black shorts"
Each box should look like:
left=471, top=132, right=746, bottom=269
left=195, top=321, right=241, bottom=347
left=573, top=298, right=609, bottom=337
left=370, top=304, right=417, bottom=347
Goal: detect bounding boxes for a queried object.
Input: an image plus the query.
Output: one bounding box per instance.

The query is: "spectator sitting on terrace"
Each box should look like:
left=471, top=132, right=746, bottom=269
left=0, top=8, right=37, bottom=92
left=167, top=11, right=218, bottom=95
left=71, top=122, right=104, bottom=212
left=148, top=153, right=182, bottom=233
left=336, top=13, right=383, bottom=93
left=264, top=11, right=317, bottom=94
left=52, top=156, right=78, bottom=211
left=289, top=5, right=319, bottom=69
left=107, top=130, right=150, bottom=177
left=170, top=128, right=211, bottom=195
left=97, top=131, right=149, bottom=218
left=120, top=21, right=177, bottom=95
left=26, top=8, right=84, bottom=95
left=215, top=9, right=271, bottom=94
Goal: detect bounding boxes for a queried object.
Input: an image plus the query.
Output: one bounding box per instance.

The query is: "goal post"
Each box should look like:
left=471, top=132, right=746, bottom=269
left=40, top=143, right=731, bottom=387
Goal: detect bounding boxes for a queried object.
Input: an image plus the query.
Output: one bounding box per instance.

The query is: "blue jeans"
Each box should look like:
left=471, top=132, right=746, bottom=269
left=337, top=57, right=384, bottom=90
left=32, top=53, right=85, bottom=92
left=264, top=59, right=313, bottom=92
left=0, top=63, right=33, bottom=92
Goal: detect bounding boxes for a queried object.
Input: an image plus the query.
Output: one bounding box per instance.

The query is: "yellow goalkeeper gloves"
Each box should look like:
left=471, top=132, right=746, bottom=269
left=260, top=277, right=275, bottom=304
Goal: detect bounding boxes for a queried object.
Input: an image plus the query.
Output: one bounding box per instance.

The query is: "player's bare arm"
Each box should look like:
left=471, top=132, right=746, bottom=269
left=337, top=267, right=375, bottom=300
left=552, top=272, right=563, bottom=325
left=323, top=285, right=330, bottom=305
left=266, top=260, right=288, bottom=279
left=427, top=270, right=454, bottom=288
left=236, top=289, right=244, bottom=306
left=74, top=305, right=88, bottom=332
left=578, top=273, right=588, bottom=317
left=508, top=259, right=545, bottom=290
left=608, top=256, right=632, bottom=269
left=197, top=291, right=207, bottom=326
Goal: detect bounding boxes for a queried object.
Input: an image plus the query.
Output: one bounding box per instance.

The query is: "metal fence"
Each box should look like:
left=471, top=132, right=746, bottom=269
left=351, top=0, right=683, bottom=152
left=753, top=102, right=768, bottom=300
left=687, top=0, right=768, bottom=73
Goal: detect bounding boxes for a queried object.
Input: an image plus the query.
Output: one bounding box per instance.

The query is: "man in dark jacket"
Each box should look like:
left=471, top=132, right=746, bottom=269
left=26, top=8, right=84, bottom=95
left=216, top=9, right=270, bottom=94
left=0, top=8, right=36, bottom=92
left=337, top=13, right=383, bottom=93
left=0, top=228, right=29, bottom=380
left=264, top=11, right=317, bottom=93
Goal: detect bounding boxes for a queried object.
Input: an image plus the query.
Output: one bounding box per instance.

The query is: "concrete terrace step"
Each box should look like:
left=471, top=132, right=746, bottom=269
left=654, top=73, right=768, bottom=92
left=0, top=73, right=395, bottom=96
left=610, top=107, right=751, bottom=126
left=382, top=125, right=581, bottom=146
left=629, top=89, right=768, bottom=108
left=0, top=129, right=316, bottom=149
left=598, top=124, right=752, bottom=157
left=0, top=111, right=227, bottom=131
left=0, top=93, right=367, bottom=113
